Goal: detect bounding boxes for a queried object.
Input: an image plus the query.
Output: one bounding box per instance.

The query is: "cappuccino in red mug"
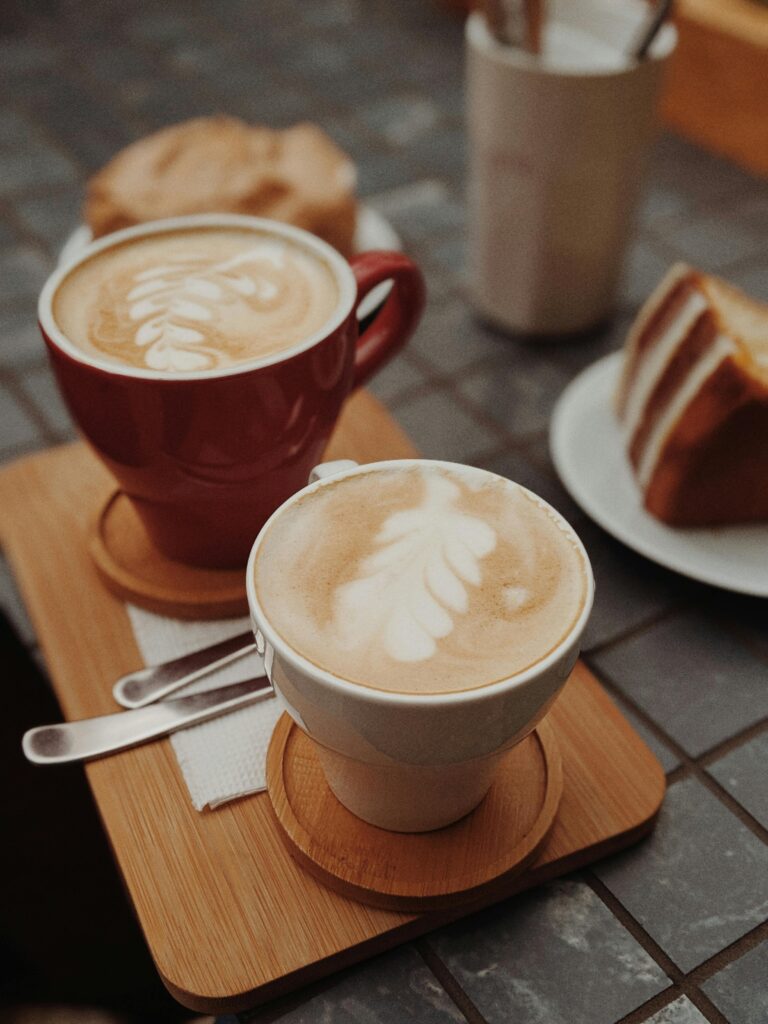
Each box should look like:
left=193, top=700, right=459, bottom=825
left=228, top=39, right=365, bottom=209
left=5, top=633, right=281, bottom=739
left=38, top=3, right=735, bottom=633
left=39, top=214, right=425, bottom=568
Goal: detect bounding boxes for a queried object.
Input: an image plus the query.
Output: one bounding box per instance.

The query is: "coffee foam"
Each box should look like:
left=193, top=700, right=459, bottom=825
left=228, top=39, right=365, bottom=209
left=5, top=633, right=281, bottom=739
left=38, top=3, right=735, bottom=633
left=254, top=464, right=588, bottom=695
left=53, top=227, right=340, bottom=373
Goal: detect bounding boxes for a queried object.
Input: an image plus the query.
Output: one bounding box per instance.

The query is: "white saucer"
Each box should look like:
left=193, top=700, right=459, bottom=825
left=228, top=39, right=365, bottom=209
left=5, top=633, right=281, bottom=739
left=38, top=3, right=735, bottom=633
left=58, top=205, right=402, bottom=321
left=550, top=352, right=768, bottom=597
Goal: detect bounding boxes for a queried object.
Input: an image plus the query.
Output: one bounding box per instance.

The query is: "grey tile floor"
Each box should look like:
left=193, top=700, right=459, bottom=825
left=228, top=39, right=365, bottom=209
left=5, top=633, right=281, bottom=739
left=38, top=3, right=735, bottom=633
left=0, top=2, right=766, bottom=1023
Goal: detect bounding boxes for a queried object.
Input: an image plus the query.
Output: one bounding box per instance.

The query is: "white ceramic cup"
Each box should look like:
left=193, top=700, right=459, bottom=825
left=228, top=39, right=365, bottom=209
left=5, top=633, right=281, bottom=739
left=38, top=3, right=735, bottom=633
left=466, top=0, right=677, bottom=335
left=246, top=459, right=594, bottom=832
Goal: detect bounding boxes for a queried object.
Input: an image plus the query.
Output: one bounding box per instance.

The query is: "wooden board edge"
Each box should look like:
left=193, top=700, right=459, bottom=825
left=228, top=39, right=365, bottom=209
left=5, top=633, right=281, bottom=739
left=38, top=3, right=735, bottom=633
left=159, top=809, right=663, bottom=1017
left=157, top=914, right=431, bottom=1016
left=165, top=680, right=666, bottom=1015
left=572, top=666, right=668, bottom=826
left=0, top=448, right=143, bottom=707
left=0, top=443, right=77, bottom=531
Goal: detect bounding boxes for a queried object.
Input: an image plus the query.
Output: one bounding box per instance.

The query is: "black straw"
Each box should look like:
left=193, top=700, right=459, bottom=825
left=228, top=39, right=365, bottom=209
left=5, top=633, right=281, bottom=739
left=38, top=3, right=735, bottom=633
left=632, top=0, right=674, bottom=61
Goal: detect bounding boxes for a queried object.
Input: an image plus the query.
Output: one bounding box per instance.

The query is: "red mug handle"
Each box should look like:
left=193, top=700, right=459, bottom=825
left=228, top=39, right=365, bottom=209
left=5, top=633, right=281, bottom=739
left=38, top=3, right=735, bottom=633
left=349, top=250, right=426, bottom=390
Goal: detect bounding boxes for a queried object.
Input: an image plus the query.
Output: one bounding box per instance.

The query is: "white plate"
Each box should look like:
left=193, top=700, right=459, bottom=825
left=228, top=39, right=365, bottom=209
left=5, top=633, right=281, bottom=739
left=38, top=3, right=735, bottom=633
left=550, top=351, right=768, bottom=597
left=58, top=205, right=402, bottom=321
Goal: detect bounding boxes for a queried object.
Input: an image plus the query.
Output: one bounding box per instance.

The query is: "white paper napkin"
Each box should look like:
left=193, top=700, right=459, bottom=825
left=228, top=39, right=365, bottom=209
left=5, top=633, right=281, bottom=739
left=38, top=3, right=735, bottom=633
left=125, top=605, right=285, bottom=810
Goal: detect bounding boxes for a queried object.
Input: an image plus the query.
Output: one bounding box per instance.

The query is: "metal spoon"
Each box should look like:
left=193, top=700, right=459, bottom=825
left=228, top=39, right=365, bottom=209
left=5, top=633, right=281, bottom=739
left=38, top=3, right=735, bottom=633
left=113, top=630, right=259, bottom=709
left=23, top=677, right=273, bottom=765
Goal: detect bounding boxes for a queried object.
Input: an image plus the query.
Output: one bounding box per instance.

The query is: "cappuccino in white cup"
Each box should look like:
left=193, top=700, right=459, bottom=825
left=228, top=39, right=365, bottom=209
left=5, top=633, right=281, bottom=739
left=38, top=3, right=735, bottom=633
left=248, top=459, right=593, bottom=831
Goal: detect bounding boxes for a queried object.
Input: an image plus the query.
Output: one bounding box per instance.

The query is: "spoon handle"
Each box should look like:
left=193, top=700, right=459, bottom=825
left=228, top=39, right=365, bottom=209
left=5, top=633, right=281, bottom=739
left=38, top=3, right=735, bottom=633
left=23, top=678, right=273, bottom=765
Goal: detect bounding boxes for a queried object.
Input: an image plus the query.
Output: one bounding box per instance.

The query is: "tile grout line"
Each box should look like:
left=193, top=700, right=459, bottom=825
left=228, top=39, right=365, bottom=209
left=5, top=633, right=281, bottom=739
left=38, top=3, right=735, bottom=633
left=584, top=874, right=733, bottom=1024
left=586, top=601, right=768, bottom=692
left=630, top=921, right=768, bottom=1024
left=692, top=766, right=768, bottom=846
left=586, top=598, right=768, bottom=770
left=590, top=659, right=768, bottom=845
left=696, top=716, right=768, bottom=769
left=585, top=873, right=683, bottom=982
left=584, top=655, right=693, bottom=766
left=583, top=605, right=688, bottom=660
left=683, top=990, right=732, bottom=1024
left=384, top=354, right=552, bottom=457
left=415, top=939, right=490, bottom=1024
left=686, top=918, right=768, bottom=987
left=581, top=673, right=768, bottom=1012
left=612, top=986, right=726, bottom=1024
left=595, top=652, right=768, bottom=794
left=405, top=347, right=556, bottom=451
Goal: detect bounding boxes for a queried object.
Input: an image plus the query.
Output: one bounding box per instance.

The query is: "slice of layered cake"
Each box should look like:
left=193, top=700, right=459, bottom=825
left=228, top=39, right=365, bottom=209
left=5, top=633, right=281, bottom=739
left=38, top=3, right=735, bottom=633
left=615, top=264, right=768, bottom=526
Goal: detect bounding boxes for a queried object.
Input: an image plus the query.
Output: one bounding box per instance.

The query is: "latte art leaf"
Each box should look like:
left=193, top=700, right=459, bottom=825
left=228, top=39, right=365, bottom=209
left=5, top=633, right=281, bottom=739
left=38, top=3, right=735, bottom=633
left=122, top=245, right=291, bottom=372
left=333, top=475, right=497, bottom=663
left=253, top=464, right=589, bottom=694
left=54, top=228, right=341, bottom=375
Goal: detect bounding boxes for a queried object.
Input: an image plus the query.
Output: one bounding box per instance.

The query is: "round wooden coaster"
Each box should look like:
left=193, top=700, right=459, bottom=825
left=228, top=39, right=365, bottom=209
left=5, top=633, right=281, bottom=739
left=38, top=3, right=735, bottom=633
left=266, top=714, right=563, bottom=912
left=89, top=489, right=248, bottom=621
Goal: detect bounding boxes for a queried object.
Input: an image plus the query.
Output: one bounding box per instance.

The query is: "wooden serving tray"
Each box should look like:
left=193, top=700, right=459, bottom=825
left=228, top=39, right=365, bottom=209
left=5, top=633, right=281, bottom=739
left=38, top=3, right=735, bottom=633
left=0, top=390, right=665, bottom=1015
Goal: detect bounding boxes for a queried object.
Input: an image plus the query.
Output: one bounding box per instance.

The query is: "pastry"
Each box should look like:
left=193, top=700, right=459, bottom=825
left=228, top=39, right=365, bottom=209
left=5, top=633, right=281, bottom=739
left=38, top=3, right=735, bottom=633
left=84, top=116, right=358, bottom=255
left=615, top=263, right=768, bottom=525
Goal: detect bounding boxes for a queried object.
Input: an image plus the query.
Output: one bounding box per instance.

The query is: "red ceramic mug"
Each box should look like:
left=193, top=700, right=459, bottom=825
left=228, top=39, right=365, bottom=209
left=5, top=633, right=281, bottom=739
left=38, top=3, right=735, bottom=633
left=38, top=214, right=425, bottom=568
